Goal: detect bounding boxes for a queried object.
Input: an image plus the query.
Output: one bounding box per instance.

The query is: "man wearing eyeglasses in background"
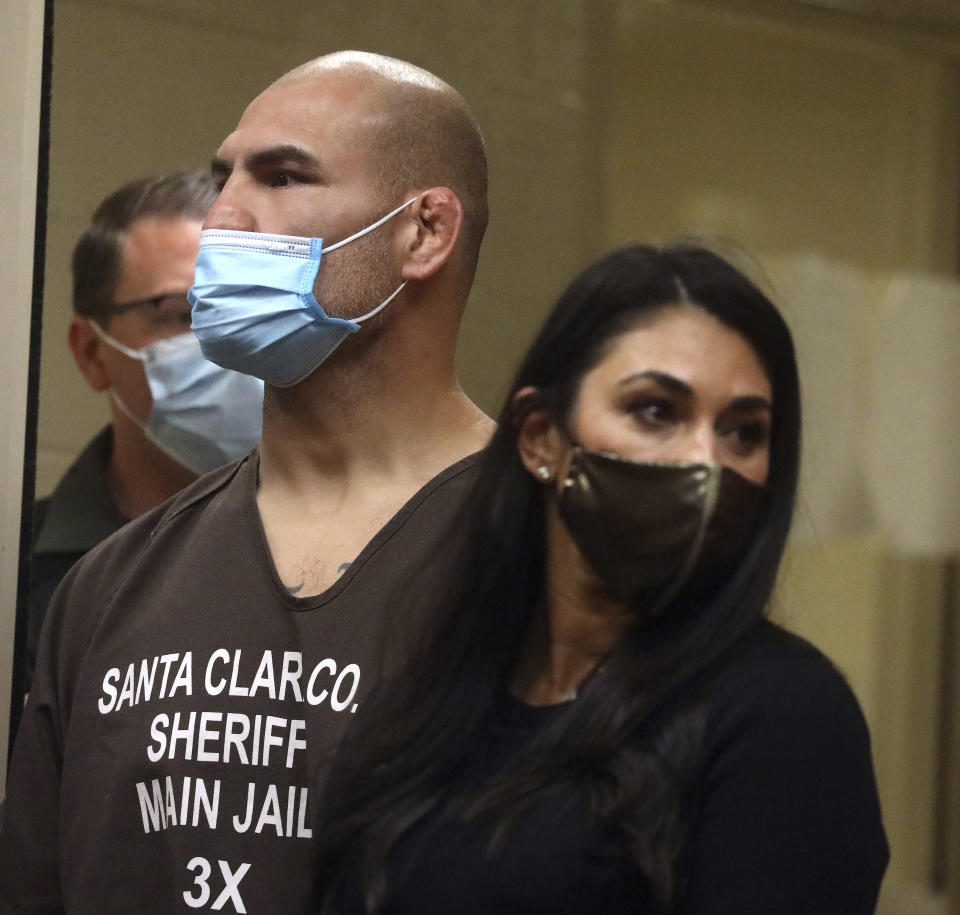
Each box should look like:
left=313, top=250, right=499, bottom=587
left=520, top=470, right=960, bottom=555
left=25, top=171, right=264, bottom=693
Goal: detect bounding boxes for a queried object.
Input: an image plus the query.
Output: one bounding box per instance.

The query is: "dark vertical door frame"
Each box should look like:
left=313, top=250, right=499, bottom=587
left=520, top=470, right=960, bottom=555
left=7, top=0, right=54, bottom=765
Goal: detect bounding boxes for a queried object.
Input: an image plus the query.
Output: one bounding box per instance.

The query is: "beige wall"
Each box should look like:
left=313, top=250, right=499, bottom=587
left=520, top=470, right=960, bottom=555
left=606, top=2, right=960, bottom=272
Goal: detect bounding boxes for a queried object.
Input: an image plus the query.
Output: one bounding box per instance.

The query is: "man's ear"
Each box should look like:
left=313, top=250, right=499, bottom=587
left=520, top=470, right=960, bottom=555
left=68, top=316, right=111, bottom=392
left=399, top=187, right=463, bottom=282
left=513, top=386, right=566, bottom=483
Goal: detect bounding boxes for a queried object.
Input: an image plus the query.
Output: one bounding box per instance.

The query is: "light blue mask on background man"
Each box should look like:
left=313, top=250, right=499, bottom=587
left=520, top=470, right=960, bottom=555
left=91, top=322, right=264, bottom=475
left=188, top=197, right=416, bottom=387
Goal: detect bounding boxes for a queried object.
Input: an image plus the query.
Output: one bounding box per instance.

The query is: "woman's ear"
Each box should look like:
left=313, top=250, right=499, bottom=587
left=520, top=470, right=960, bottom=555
left=399, top=187, right=463, bottom=282
left=68, top=316, right=111, bottom=392
left=513, top=386, right=566, bottom=484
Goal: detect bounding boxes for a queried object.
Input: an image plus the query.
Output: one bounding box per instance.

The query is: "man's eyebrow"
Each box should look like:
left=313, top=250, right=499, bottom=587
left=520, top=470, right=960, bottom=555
left=211, top=145, right=321, bottom=181
left=247, top=145, right=321, bottom=170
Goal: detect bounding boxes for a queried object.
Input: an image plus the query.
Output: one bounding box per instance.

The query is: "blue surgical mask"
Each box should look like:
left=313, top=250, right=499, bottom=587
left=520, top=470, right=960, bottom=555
left=91, top=322, right=264, bottom=475
left=188, top=197, right=417, bottom=387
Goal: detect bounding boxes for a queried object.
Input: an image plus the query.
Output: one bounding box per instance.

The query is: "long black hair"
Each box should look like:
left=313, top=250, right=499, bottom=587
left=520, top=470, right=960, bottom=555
left=314, top=243, right=801, bottom=911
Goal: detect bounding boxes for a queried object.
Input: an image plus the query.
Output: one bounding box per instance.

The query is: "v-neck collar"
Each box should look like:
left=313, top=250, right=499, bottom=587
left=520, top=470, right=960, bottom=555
left=241, top=449, right=482, bottom=611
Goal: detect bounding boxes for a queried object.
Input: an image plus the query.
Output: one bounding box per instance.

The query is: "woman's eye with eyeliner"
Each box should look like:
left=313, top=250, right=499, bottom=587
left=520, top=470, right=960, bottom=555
left=629, top=398, right=674, bottom=426
left=726, top=421, right=770, bottom=451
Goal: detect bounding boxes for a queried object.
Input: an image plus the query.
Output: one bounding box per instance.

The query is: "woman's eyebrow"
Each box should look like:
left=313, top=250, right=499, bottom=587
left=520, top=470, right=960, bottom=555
left=617, top=370, right=693, bottom=397
left=617, top=372, right=772, bottom=412
left=726, top=395, right=772, bottom=412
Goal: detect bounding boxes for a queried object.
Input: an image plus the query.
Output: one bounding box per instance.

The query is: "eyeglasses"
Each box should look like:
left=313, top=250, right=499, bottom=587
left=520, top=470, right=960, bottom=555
left=99, top=292, right=193, bottom=334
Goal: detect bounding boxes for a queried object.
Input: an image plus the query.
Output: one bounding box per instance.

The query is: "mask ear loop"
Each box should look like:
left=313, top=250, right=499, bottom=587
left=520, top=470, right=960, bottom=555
left=88, top=319, right=147, bottom=361
left=559, top=443, right=584, bottom=494
left=556, top=419, right=586, bottom=493
left=108, top=387, right=149, bottom=432
left=89, top=319, right=154, bottom=433
left=352, top=282, right=407, bottom=324
left=321, top=196, right=419, bottom=325
left=321, top=197, right=419, bottom=254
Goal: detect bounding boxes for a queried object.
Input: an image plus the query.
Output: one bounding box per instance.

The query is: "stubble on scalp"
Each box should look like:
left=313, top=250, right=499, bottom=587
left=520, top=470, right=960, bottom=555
left=273, top=52, right=489, bottom=291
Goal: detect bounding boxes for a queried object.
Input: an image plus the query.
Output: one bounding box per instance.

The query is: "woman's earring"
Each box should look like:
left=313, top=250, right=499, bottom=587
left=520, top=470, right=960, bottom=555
left=536, top=466, right=551, bottom=481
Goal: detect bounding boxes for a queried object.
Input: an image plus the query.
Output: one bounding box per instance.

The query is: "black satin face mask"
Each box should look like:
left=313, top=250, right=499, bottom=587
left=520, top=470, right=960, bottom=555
left=557, top=445, right=766, bottom=617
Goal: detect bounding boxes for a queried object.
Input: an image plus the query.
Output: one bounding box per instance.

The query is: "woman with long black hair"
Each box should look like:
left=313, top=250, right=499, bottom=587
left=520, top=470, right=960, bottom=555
left=314, top=244, right=888, bottom=913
